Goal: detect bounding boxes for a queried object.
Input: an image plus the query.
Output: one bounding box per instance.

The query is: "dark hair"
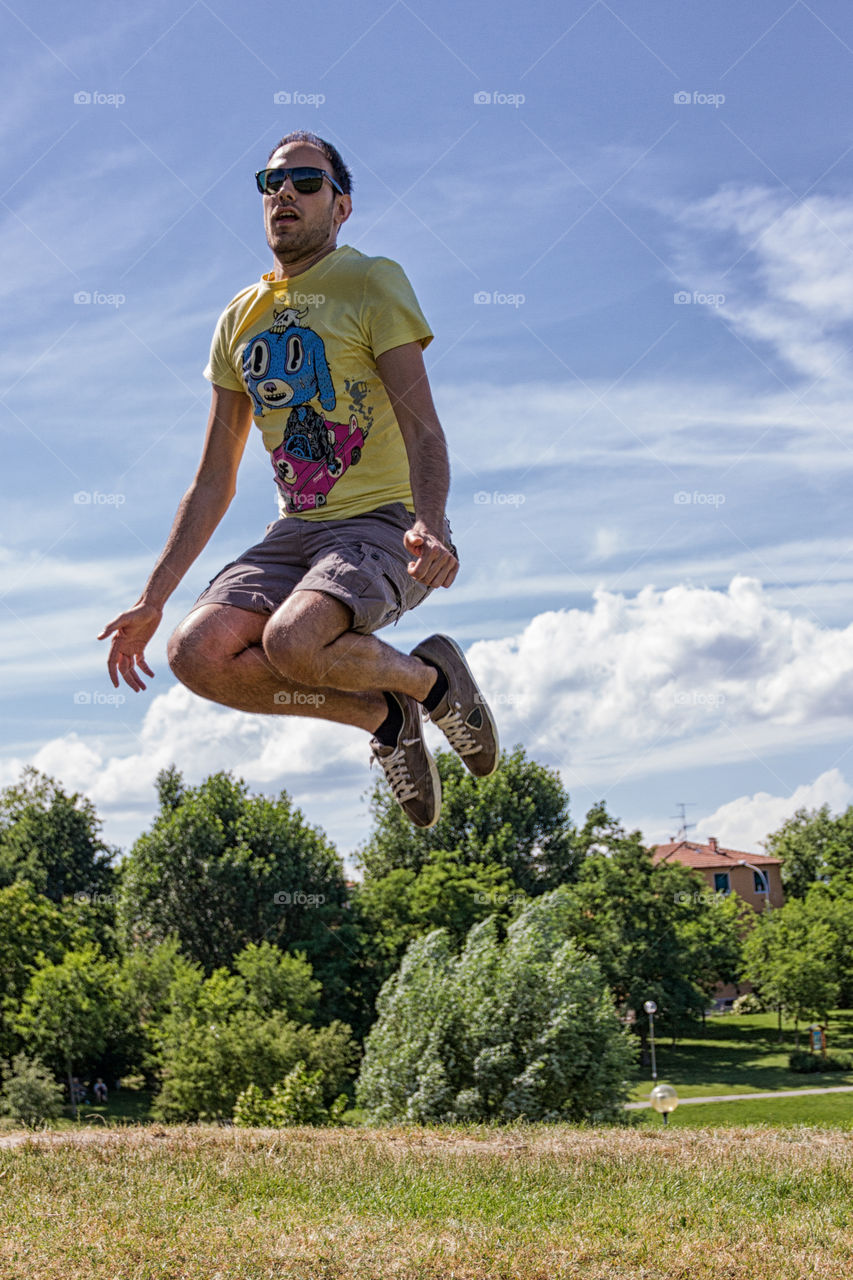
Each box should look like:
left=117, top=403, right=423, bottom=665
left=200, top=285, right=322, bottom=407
left=267, top=131, right=353, bottom=195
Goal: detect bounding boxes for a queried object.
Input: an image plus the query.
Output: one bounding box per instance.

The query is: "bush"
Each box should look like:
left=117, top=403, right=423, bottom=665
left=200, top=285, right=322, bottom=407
left=357, top=894, right=636, bottom=1124
left=233, top=1061, right=347, bottom=1127
left=789, top=1049, right=853, bottom=1073
left=0, top=1053, right=64, bottom=1128
left=732, top=993, right=763, bottom=1015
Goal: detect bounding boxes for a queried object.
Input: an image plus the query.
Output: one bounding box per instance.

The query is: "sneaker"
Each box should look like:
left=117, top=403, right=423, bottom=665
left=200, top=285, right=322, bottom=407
left=411, top=634, right=500, bottom=778
left=369, top=692, right=442, bottom=828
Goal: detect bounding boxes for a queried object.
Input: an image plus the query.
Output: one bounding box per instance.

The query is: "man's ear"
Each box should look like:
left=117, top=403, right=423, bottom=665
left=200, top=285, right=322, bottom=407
left=335, top=194, right=353, bottom=229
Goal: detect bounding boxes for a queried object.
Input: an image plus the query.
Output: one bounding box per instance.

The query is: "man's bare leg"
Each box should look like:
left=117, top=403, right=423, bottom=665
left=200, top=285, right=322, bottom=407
left=261, top=589, right=438, bottom=698
left=167, top=602, right=387, bottom=731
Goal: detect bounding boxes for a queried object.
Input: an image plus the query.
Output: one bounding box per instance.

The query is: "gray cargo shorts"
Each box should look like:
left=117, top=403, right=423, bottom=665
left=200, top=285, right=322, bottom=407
left=192, top=502, right=455, bottom=634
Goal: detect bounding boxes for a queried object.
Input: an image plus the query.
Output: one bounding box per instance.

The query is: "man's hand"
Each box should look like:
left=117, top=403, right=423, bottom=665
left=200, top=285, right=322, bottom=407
left=98, top=602, right=162, bottom=692
left=404, top=520, right=458, bottom=588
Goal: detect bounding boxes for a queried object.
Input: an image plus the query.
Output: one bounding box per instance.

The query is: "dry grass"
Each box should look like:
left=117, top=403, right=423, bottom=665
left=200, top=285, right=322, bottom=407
left=2, top=1124, right=852, bottom=1278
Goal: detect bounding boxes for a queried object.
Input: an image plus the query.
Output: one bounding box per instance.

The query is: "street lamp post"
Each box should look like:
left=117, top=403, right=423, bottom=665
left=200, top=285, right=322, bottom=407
left=737, top=859, right=771, bottom=911
left=644, top=1000, right=658, bottom=1081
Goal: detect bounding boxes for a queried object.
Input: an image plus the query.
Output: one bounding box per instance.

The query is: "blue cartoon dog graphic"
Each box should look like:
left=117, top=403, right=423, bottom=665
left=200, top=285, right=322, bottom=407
left=242, top=306, right=339, bottom=470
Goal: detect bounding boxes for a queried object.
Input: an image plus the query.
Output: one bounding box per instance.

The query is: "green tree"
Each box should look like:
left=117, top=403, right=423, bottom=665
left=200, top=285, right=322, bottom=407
left=353, top=851, right=525, bottom=1005
left=549, top=832, right=740, bottom=1046
left=233, top=941, right=321, bottom=1023
left=357, top=897, right=635, bottom=1124
left=360, top=747, right=582, bottom=892
left=153, top=956, right=356, bottom=1122
left=14, top=944, right=132, bottom=1108
left=117, top=770, right=355, bottom=1019
left=764, top=804, right=853, bottom=897
left=742, top=898, right=840, bottom=1045
left=0, top=768, right=116, bottom=904
left=0, top=882, right=97, bottom=1059
left=806, top=884, right=853, bottom=1006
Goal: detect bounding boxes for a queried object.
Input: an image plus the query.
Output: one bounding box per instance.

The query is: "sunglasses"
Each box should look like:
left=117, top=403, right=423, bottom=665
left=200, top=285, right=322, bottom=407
left=255, top=166, right=344, bottom=196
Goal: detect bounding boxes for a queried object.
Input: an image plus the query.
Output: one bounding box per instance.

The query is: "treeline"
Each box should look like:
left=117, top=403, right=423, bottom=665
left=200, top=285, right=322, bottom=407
left=2, top=757, right=853, bottom=1127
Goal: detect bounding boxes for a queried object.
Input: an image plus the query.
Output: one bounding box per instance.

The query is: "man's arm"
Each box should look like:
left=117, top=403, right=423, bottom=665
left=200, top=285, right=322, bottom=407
left=375, top=341, right=458, bottom=590
left=98, top=386, right=254, bottom=691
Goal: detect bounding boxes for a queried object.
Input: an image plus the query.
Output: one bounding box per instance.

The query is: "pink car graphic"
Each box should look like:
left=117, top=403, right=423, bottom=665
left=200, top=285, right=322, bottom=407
left=271, top=413, right=364, bottom=514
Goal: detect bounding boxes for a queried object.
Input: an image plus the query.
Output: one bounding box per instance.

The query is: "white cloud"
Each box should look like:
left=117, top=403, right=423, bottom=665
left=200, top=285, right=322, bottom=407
left=667, top=185, right=853, bottom=388
left=6, top=576, right=853, bottom=857
left=0, top=683, right=371, bottom=858
left=692, top=769, right=853, bottom=854
left=469, top=576, right=853, bottom=777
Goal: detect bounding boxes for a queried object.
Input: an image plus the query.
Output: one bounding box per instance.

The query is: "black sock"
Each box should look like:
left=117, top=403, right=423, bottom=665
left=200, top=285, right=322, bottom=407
left=421, top=661, right=448, bottom=714
left=374, top=692, right=404, bottom=747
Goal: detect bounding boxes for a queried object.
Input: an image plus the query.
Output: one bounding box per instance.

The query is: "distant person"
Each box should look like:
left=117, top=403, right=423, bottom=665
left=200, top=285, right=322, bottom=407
left=93, top=1078, right=108, bottom=1104
left=99, top=129, right=497, bottom=828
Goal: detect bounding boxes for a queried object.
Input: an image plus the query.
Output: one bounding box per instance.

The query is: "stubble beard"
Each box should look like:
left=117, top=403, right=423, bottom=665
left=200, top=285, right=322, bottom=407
left=267, top=204, right=337, bottom=263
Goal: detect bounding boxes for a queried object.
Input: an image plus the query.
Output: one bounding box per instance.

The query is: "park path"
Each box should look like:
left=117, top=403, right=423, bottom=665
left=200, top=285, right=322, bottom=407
left=626, top=1084, right=853, bottom=1109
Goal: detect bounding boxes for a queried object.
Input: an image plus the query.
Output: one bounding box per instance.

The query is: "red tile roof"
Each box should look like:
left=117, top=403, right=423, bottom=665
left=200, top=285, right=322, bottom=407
left=651, top=839, right=782, bottom=870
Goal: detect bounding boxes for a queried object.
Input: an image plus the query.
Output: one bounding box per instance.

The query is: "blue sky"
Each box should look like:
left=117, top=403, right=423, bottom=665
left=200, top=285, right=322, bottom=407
left=4, top=0, right=853, bottom=864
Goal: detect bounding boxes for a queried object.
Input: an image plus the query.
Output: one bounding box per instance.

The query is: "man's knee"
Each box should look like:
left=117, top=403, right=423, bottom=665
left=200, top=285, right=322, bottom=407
left=263, top=593, right=351, bottom=685
left=263, top=618, right=325, bottom=685
left=167, top=606, right=260, bottom=688
left=167, top=615, right=212, bottom=688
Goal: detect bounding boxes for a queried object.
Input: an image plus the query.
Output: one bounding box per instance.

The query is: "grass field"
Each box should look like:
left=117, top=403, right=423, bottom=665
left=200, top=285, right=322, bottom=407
left=629, top=1009, right=853, bottom=1103
left=2, top=1125, right=852, bottom=1279
left=636, top=1089, right=853, bottom=1129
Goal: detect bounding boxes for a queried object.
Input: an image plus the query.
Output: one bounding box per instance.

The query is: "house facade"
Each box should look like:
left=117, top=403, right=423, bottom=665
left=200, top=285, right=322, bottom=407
left=651, top=837, right=784, bottom=1007
left=651, top=837, right=784, bottom=911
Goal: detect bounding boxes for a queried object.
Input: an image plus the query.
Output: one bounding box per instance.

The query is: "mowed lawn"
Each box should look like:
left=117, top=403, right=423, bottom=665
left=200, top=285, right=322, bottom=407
left=2, top=1125, right=852, bottom=1280
left=630, top=1010, right=853, bottom=1127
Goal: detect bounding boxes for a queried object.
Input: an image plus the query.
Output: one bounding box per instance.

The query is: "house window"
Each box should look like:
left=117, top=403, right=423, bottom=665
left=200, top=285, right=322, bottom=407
left=714, top=872, right=730, bottom=894
left=753, top=870, right=769, bottom=894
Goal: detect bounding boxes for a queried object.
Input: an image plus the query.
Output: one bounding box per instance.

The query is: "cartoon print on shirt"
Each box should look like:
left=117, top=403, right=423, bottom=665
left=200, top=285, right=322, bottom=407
left=344, top=377, right=375, bottom=436
left=241, top=305, right=366, bottom=514
left=242, top=306, right=335, bottom=419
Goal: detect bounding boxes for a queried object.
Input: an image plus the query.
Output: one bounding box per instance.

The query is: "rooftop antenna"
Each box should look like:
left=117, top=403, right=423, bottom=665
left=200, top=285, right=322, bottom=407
left=670, top=802, right=696, bottom=842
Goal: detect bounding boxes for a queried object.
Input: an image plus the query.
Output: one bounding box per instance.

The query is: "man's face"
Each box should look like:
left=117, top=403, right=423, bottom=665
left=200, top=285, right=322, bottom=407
left=262, top=143, right=351, bottom=262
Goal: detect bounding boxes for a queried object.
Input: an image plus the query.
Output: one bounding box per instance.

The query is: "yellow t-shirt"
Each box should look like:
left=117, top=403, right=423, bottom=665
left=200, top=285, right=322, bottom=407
left=204, top=245, right=433, bottom=520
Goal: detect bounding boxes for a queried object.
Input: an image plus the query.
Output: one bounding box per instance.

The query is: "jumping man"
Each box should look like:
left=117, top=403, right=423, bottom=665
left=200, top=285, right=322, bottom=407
left=99, top=131, right=498, bottom=827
